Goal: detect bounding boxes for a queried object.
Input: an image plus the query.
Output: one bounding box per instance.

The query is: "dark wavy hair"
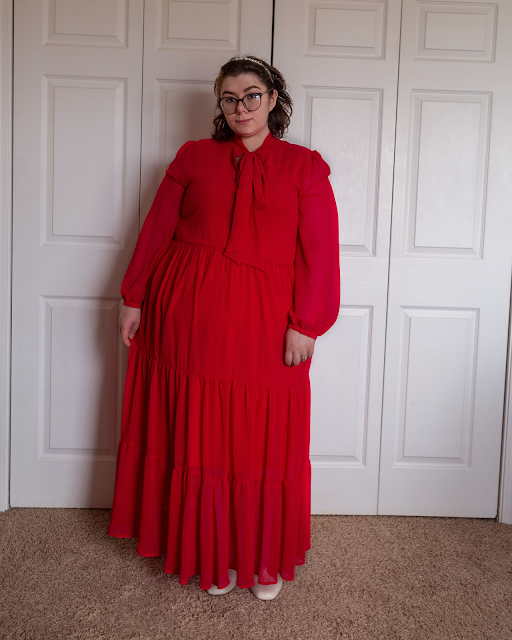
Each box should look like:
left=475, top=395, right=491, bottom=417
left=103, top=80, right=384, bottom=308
left=212, top=55, right=293, bottom=141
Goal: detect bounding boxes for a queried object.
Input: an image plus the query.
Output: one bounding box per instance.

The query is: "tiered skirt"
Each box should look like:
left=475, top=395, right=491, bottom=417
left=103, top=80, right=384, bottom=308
left=108, top=240, right=313, bottom=590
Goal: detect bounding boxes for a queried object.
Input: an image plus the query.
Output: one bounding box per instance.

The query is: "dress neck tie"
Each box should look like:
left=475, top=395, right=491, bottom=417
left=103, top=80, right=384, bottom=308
left=223, top=134, right=273, bottom=273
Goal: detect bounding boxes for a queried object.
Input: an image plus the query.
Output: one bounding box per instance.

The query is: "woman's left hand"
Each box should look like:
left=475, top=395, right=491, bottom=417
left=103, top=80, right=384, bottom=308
left=284, top=327, right=315, bottom=366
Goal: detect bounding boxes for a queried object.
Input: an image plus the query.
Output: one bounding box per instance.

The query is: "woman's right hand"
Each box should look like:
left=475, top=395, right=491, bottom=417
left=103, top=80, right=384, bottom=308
left=120, top=305, right=141, bottom=347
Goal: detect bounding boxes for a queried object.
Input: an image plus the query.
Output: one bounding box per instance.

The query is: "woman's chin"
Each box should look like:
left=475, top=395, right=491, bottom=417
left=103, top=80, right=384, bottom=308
left=233, top=126, right=255, bottom=137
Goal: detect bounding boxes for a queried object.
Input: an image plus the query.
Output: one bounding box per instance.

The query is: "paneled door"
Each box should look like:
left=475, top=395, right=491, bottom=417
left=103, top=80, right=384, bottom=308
left=276, top=0, right=512, bottom=518
left=12, top=0, right=512, bottom=517
left=379, top=0, right=512, bottom=517
left=10, top=0, right=272, bottom=507
left=274, top=0, right=402, bottom=514
left=11, top=0, right=145, bottom=507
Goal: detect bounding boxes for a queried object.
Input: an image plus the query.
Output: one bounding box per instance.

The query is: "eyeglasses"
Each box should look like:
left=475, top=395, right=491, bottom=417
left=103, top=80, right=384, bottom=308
left=218, top=89, right=273, bottom=115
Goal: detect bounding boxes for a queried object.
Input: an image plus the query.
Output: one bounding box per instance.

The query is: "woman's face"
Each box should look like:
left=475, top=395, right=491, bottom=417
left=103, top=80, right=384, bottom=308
left=219, top=73, right=277, bottom=143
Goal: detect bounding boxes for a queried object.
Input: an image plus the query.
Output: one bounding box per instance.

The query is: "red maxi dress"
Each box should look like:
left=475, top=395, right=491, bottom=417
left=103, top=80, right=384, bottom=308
left=108, top=131, right=340, bottom=590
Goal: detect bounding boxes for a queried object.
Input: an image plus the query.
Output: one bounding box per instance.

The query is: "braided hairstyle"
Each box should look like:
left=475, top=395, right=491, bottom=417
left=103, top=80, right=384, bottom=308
left=212, top=55, right=293, bottom=141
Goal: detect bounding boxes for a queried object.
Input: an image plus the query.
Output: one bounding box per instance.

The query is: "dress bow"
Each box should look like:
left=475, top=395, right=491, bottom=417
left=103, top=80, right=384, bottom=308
left=223, top=140, right=269, bottom=272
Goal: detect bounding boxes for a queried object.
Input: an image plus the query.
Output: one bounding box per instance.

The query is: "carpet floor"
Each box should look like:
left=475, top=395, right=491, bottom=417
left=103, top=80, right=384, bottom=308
left=0, top=508, right=511, bottom=640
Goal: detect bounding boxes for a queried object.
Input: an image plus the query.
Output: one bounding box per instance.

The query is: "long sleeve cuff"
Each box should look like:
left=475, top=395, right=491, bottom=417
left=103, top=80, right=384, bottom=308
left=287, top=322, right=317, bottom=340
left=122, top=300, right=142, bottom=309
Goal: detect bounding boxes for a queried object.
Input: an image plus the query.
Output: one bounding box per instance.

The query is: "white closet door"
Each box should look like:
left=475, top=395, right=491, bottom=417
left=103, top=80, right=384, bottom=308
left=139, top=0, right=273, bottom=222
left=10, top=0, right=274, bottom=508
left=274, top=0, right=402, bottom=514
left=11, top=0, right=145, bottom=507
left=379, top=0, right=512, bottom=517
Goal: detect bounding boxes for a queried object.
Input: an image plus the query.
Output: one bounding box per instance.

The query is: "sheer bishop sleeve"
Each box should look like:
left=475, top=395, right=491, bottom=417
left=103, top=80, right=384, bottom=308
left=287, top=150, right=341, bottom=340
left=121, top=141, right=195, bottom=308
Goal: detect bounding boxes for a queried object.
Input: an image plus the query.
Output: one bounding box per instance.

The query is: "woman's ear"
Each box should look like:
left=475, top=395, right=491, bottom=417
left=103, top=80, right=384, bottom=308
left=269, top=89, right=278, bottom=112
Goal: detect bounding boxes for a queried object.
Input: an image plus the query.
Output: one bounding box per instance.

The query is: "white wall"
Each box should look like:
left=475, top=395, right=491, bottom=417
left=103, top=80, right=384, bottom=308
left=0, top=0, right=12, bottom=511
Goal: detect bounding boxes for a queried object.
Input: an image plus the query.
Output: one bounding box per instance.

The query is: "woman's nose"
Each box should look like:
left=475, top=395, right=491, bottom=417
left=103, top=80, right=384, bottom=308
left=236, top=99, right=247, bottom=114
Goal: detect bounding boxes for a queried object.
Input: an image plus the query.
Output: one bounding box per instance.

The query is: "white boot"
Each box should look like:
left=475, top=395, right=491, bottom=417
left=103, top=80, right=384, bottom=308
left=249, top=573, right=283, bottom=600
left=206, top=568, right=238, bottom=595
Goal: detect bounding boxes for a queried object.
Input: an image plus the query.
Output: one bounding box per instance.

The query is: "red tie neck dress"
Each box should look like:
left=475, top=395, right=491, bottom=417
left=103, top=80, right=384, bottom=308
left=108, top=131, right=341, bottom=591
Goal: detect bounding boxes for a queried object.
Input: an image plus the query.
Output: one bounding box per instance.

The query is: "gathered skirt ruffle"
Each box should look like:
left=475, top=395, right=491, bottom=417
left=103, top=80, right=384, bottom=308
left=108, top=344, right=312, bottom=590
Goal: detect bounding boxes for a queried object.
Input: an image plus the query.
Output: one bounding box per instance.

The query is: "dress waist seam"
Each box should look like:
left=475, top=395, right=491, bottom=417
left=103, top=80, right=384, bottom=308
left=170, top=239, right=295, bottom=267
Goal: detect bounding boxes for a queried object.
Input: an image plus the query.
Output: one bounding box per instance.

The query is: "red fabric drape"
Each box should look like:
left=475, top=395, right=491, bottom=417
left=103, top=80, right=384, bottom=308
left=109, top=134, right=340, bottom=590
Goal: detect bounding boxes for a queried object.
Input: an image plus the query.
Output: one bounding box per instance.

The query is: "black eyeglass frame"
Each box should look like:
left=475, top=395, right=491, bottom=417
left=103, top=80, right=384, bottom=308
left=218, top=89, right=274, bottom=115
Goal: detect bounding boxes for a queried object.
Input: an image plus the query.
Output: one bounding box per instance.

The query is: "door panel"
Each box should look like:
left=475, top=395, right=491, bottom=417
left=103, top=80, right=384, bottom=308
left=379, top=0, right=512, bottom=517
left=11, top=0, right=512, bottom=516
left=273, top=0, right=402, bottom=514
left=10, top=0, right=274, bottom=507
left=11, top=0, right=145, bottom=507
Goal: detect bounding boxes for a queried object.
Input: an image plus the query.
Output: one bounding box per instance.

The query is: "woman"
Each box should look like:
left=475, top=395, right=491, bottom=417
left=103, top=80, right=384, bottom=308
left=108, top=54, right=340, bottom=601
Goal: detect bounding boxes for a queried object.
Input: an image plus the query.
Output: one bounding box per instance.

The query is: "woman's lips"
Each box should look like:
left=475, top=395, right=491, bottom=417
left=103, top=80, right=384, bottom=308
left=236, top=119, right=252, bottom=125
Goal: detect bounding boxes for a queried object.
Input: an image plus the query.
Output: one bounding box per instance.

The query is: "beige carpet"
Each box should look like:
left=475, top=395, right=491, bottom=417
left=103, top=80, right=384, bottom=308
left=1, top=508, right=511, bottom=640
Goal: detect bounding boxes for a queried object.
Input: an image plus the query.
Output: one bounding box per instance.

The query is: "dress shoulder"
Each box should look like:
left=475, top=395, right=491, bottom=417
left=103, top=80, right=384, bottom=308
left=272, top=138, right=331, bottom=193
left=165, top=140, right=196, bottom=186
left=302, top=148, right=331, bottom=194
left=167, top=137, right=232, bottom=173
left=185, top=137, right=228, bottom=154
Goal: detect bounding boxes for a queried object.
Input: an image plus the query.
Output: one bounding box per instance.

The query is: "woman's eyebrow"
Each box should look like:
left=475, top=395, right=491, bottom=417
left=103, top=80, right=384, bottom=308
left=221, top=85, right=262, bottom=96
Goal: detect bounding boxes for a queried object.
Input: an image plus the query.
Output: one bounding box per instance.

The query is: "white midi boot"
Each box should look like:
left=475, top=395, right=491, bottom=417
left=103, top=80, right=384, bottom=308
left=249, top=573, right=283, bottom=601
left=206, top=568, right=238, bottom=595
